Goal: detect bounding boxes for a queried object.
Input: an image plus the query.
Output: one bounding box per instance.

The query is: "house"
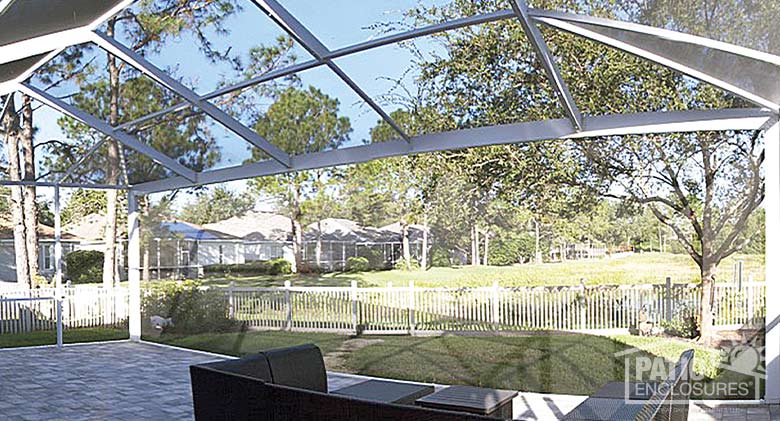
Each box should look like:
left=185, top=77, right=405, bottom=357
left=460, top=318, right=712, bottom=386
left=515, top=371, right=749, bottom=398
left=148, top=221, right=245, bottom=279
left=204, top=211, right=294, bottom=262
left=0, top=217, right=81, bottom=285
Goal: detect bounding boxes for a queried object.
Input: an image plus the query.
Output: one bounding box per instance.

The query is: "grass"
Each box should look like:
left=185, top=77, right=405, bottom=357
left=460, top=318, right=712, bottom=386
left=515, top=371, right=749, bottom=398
left=151, top=329, right=744, bottom=398
left=145, top=329, right=346, bottom=357
left=0, top=327, right=129, bottom=348
left=199, top=252, right=765, bottom=288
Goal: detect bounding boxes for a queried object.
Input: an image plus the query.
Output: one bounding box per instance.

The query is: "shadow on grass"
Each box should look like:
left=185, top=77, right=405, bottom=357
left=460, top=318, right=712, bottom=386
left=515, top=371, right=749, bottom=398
left=147, top=327, right=756, bottom=400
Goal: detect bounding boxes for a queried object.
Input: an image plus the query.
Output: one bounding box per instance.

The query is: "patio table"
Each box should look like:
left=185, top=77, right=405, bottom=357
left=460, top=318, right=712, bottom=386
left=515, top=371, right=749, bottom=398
left=415, top=385, right=517, bottom=419
left=332, top=379, right=434, bottom=405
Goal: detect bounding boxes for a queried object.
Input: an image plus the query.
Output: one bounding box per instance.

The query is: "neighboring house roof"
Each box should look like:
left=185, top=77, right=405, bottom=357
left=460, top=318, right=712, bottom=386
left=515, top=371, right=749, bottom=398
left=379, top=222, right=428, bottom=243
left=204, top=211, right=292, bottom=241
left=63, top=213, right=108, bottom=241
left=304, top=218, right=423, bottom=243
left=159, top=221, right=241, bottom=241
left=0, top=216, right=80, bottom=241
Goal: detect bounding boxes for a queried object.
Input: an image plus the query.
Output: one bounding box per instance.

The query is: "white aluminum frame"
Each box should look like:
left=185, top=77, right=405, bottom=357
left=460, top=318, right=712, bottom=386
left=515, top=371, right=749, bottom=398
left=1, top=0, right=779, bottom=402
left=510, top=0, right=582, bottom=131
left=90, top=31, right=292, bottom=167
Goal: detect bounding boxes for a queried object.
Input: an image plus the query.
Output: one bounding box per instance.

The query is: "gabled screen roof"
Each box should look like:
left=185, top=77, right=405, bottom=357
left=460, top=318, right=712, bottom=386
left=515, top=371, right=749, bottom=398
left=0, top=0, right=777, bottom=194
left=0, top=0, right=124, bottom=47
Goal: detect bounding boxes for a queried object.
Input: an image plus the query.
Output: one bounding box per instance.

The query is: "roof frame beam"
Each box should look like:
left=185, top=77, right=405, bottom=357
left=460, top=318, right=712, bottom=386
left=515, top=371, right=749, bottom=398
left=529, top=9, right=780, bottom=112
left=132, top=107, right=772, bottom=193
left=18, top=82, right=198, bottom=181
left=0, top=180, right=128, bottom=190
left=116, top=10, right=518, bottom=133
left=249, top=0, right=411, bottom=141
left=0, top=0, right=135, bottom=96
left=510, top=0, right=583, bottom=131
left=90, top=31, right=292, bottom=168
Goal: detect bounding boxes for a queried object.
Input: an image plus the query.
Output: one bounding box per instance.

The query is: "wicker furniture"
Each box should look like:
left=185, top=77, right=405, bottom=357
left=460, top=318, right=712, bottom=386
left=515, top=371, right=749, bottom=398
left=190, top=344, right=499, bottom=420
left=332, top=379, right=435, bottom=404
left=415, top=385, right=517, bottom=419
left=563, top=349, right=695, bottom=421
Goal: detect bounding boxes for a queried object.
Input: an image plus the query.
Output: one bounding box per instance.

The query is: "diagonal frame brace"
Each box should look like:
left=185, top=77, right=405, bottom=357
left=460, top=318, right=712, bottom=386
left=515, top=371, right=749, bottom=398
left=90, top=31, right=292, bottom=168
left=510, top=0, right=583, bottom=131
left=19, top=82, right=198, bottom=182
left=250, top=0, right=411, bottom=142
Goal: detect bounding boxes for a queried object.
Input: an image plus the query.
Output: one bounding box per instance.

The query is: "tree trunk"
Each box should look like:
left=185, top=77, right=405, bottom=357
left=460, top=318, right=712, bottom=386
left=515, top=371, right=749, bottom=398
left=141, top=196, right=150, bottom=283
left=102, top=18, right=121, bottom=289
left=471, top=225, right=480, bottom=266
left=534, top=219, right=542, bottom=264
left=2, top=95, right=31, bottom=288
left=289, top=181, right=303, bottom=274
left=421, top=211, right=428, bottom=271
left=401, top=218, right=411, bottom=270
left=290, top=219, right=302, bottom=273
left=20, top=95, right=39, bottom=282
left=699, top=260, right=717, bottom=344
left=483, top=229, right=490, bottom=266
left=315, top=220, right=322, bottom=269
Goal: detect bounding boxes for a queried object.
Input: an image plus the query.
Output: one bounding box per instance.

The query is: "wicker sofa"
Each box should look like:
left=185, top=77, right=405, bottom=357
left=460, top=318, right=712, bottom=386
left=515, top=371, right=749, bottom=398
left=190, top=344, right=497, bottom=420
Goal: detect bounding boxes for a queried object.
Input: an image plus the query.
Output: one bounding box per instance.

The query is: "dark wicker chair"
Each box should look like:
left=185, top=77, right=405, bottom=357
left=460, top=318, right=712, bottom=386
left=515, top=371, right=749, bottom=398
left=263, top=343, right=328, bottom=392
left=191, top=364, right=498, bottom=420
left=190, top=343, right=498, bottom=420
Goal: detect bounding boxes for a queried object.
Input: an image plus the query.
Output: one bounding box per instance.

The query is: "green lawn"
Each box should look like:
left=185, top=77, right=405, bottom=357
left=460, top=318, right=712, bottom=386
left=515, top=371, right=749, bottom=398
left=150, top=330, right=743, bottom=397
left=200, top=252, right=764, bottom=288
left=0, top=328, right=129, bottom=348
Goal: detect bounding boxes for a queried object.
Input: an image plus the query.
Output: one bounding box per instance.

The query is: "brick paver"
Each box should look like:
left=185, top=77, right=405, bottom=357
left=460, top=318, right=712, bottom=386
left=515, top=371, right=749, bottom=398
left=0, top=341, right=777, bottom=420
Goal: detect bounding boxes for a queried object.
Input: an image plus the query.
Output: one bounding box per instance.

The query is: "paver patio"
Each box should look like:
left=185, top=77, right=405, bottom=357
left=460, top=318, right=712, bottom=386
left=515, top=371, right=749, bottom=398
left=0, top=340, right=776, bottom=420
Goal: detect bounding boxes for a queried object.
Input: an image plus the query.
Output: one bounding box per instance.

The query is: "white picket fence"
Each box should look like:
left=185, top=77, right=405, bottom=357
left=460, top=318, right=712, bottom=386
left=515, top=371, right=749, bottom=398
left=223, top=281, right=766, bottom=335
left=0, top=287, right=129, bottom=334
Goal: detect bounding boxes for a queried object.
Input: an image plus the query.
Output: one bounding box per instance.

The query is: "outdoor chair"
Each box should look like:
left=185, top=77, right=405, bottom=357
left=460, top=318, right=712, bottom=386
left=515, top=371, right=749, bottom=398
left=263, top=343, right=328, bottom=392
left=562, top=349, right=694, bottom=420
left=634, top=349, right=695, bottom=421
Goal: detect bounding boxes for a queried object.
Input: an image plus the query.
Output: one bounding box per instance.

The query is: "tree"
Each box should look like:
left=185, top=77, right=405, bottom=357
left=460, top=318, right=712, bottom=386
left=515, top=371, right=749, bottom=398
left=61, top=189, right=108, bottom=226
left=47, top=0, right=241, bottom=288
left=249, top=87, right=351, bottom=272
left=179, top=186, right=255, bottom=225
left=581, top=129, right=764, bottom=342
left=1, top=95, right=32, bottom=287
left=404, top=0, right=763, bottom=341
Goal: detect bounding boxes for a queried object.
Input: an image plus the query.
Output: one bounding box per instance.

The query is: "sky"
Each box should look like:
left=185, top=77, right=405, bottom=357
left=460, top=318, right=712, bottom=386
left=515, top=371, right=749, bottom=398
left=29, top=0, right=450, bottom=211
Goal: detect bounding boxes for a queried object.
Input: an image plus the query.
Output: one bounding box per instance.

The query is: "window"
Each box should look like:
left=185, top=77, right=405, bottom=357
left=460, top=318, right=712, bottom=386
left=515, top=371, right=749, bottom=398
left=218, top=245, right=224, bottom=265
left=41, top=244, right=54, bottom=271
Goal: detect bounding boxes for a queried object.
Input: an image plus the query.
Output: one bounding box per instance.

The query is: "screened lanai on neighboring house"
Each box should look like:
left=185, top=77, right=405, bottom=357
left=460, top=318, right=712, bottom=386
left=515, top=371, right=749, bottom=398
left=0, top=0, right=779, bottom=408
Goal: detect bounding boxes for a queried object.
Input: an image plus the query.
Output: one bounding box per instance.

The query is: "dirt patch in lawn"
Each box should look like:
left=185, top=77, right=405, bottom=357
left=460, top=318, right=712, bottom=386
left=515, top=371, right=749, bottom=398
left=323, top=338, right=384, bottom=372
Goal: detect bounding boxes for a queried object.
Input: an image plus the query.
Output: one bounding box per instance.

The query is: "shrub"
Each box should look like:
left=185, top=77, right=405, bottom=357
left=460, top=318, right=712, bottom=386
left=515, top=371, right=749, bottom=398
left=65, top=250, right=104, bottom=284
left=346, top=256, right=369, bottom=272
left=267, top=258, right=292, bottom=275
left=660, top=305, right=699, bottom=339
left=394, top=258, right=420, bottom=271
left=204, top=258, right=291, bottom=276
left=142, top=280, right=235, bottom=334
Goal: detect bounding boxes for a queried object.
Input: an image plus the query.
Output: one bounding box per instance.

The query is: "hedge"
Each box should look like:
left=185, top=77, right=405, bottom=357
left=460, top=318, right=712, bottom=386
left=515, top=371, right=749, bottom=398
left=204, top=258, right=292, bottom=276
left=65, top=250, right=104, bottom=284
left=142, top=280, right=236, bottom=334
left=346, top=256, right=369, bottom=272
